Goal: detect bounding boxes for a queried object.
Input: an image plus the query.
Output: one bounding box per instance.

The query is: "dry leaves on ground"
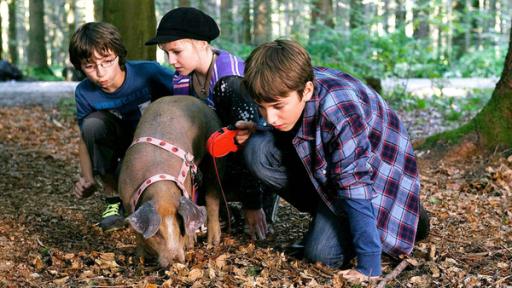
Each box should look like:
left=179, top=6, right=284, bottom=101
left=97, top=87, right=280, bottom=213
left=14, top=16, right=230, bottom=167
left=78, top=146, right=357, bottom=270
left=0, top=107, right=510, bottom=287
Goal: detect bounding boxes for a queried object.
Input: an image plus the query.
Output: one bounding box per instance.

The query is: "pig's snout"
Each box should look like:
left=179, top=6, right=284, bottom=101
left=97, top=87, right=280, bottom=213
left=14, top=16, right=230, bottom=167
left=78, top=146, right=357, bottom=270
left=156, top=215, right=186, bottom=267
left=158, top=246, right=185, bottom=268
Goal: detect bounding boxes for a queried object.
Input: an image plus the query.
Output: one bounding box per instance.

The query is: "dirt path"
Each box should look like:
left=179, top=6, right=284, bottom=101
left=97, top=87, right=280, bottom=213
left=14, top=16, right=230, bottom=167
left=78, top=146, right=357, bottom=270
left=0, top=107, right=510, bottom=287
left=0, top=78, right=497, bottom=107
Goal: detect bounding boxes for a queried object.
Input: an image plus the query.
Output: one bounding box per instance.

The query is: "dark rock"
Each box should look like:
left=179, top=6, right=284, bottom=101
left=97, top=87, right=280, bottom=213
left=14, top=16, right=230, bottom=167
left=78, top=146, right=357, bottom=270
left=0, top=60, right=23, bottom=81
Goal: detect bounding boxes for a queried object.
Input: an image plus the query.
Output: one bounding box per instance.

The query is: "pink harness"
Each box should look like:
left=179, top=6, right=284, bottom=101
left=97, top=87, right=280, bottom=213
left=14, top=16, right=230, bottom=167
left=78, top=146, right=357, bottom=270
left=128, top=137, right=197, bottom=212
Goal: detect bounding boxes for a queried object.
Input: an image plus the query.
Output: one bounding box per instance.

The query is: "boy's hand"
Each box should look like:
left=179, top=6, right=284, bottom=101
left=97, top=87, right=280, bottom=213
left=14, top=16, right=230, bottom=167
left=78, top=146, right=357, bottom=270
left=234, top=120, right=256, bottom=146
left=243, top=208, right=268, bottom=240
left=72, top=176, right=97, bottom=199
left=339, top=269, right=380, bottom=283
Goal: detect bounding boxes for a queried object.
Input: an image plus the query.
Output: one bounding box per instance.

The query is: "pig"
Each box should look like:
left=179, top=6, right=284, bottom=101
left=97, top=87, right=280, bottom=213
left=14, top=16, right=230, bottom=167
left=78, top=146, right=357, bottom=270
left=118, top=96, right=222, bottom=267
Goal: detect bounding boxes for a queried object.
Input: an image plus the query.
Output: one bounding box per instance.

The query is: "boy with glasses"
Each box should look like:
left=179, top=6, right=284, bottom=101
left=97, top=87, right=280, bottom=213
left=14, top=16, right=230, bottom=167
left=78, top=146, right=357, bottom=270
left=68, top=22, right=174, bottom=232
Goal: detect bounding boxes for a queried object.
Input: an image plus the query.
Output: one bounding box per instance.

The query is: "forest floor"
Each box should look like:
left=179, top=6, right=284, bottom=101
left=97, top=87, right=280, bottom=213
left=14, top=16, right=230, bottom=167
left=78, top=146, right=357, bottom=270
left=0, top=104, right=511, bottom=287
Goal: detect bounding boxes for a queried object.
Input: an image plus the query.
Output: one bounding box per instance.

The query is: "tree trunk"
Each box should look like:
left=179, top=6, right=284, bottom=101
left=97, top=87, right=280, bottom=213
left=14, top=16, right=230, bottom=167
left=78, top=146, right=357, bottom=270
left=0, top=4, right=3, bottom=60
left=309, top=0, right=334, bottom=40
left=349, top=0, right=364, bottom=29
left=383, top=0, right=391, bottom=33
left=28, top=0, right=51, bottom=72
left=395, top=0, right=406, bottom=29
left=179, top=0, right=190, bottom=6
left=424, top=23, right=512, bottom=152
left=452, top=0, right=469, bottom=58
left=253, top=0, right=270, bottom=45
left=103, top=0, right=156, bottom=61
left=94, top=0, right=103, bottom=22
left=8, top=0, right=18, bottom=64
left=470, top=25, right=512, bottom=147
left=241, top=0, right=251, bottom=44
left=220, top=0, right=234, bottom=43
left=472, top=0, right=482, bottom=49
left=413, top=0, right=430, bottom=39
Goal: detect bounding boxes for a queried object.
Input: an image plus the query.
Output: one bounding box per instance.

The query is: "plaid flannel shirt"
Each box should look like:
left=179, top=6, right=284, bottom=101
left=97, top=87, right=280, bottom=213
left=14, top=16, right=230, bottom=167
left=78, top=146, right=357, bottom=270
left=294, top=67, right=420, bottom=257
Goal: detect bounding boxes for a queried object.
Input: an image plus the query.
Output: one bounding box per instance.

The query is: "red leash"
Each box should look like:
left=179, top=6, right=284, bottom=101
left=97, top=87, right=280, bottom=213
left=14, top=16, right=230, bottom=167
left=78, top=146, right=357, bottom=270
left=206, top=126, right=239, bottom=233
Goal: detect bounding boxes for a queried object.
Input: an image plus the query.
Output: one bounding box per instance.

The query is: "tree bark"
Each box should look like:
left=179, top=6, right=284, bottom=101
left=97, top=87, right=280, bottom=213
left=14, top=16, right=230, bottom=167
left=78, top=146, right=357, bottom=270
left=413, top=0, right=430, bottom=39
left=103, top=0, right=156, bottom=61
left=94, top=0, right=103, bottom=22
left=471, top=25, right=512, bottom=147
left=310, top=0, right=334, bottom=41
left=28, top=0, right=51, bottom=72
left=424, top=23, right=512, bottom=152
left=8, top=0, right=18, bottom=64
left=179, top=0, right=191, bottom=6
left=0, top=3, right=3, bottom=60
left=395, top=0, right=406, bottom=29
left=253, top=0, right=270, bottom=45
left=241, top=0, right=251, bottom=44
left=220, top=0, right=234, bottom=43
left=349, top=0, right=364, bottom=29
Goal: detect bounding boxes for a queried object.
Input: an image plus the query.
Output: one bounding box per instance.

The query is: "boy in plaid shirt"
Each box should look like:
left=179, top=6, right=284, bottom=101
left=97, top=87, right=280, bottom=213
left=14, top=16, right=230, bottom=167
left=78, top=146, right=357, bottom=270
left=235, top=39, right=428, bottom=280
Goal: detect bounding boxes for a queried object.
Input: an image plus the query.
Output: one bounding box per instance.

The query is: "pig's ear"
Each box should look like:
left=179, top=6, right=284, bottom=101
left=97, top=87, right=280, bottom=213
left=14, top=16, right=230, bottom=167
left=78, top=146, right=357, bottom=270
left=178, top=196, right=207, bottom=235
left=126, top=201, right=161, bottom=239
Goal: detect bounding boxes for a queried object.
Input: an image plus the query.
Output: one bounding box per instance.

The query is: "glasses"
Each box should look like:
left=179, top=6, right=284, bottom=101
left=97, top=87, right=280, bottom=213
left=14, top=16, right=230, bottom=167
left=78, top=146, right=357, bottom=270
left=81, top=56, right=118, bottom=72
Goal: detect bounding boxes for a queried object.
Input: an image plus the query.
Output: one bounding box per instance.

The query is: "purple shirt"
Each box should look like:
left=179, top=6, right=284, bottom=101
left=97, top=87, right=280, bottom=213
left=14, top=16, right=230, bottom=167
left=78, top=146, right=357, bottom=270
left=295, top=67, right=420, bottom=257
left=172, top=49, right=244, bottom=109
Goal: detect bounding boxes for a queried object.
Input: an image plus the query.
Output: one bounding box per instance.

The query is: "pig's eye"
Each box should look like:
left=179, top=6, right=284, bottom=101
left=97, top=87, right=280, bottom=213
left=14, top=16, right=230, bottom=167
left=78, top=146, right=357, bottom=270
left=176, top=214, right=186, bottom=236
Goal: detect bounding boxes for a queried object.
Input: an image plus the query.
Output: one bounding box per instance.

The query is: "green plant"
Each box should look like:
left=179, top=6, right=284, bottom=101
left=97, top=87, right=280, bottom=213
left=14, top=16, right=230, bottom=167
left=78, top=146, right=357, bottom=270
left=449, top=44, right=507, bottom=77
left=24, top=66, right=62, bottom=81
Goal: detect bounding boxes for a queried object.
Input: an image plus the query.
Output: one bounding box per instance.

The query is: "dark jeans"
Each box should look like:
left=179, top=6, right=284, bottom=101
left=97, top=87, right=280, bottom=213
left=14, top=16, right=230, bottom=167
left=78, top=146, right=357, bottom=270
left=244, top=131, right=350, bottom=266
left=81, top=111, right=134, bottom=178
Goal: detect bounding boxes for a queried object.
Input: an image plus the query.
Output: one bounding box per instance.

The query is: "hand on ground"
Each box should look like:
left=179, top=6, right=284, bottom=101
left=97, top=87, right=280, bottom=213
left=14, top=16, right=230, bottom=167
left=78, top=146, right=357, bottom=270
left=72, top=176, right=97, bottom=199
left=244, top=208, right=268, bottom=240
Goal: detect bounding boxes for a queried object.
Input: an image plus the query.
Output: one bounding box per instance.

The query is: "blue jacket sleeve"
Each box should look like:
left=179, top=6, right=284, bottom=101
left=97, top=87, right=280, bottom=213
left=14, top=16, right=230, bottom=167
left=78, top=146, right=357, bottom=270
left=341, top=198, right=382, bottom=276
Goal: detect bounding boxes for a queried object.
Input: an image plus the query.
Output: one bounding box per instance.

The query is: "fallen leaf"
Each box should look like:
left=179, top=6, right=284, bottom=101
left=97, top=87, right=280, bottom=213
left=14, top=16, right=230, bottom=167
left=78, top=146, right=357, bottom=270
left=188, top=268, right=203, bottom=282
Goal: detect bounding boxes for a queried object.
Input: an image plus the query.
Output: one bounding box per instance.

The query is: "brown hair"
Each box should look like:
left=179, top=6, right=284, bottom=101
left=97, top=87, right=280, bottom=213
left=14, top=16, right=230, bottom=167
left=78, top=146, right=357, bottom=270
left=69, top=22, right=127, bottom=72
left=243, top=39, right=314, bottom=103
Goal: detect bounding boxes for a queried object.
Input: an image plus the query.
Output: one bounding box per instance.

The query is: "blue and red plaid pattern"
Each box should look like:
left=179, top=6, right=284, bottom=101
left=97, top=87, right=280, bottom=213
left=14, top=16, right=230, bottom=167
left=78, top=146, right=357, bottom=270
left=294, top=67, right=420, bottom=257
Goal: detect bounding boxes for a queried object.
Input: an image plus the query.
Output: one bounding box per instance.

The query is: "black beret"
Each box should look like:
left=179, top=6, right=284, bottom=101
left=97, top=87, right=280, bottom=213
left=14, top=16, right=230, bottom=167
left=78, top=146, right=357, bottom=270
left=145, top=7, right=220, bottom=45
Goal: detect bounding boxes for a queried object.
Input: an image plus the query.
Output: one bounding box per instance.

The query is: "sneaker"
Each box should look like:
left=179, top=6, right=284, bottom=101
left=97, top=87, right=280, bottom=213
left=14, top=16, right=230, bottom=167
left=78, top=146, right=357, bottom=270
left=99, top=198, right=126, bottom=232
left=284, top=239, right=305, bottom=259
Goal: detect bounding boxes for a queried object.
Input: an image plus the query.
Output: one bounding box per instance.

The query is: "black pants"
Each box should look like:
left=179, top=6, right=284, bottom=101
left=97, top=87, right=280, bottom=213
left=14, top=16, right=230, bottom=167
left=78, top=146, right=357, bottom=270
left=213, top=76, right=276, bottom=217
left=81, top=111, right=134, bottom=178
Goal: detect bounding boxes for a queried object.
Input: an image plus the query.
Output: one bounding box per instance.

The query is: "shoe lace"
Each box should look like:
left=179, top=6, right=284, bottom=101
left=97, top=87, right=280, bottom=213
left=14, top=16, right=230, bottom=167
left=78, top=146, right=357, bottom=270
left=102, top=202, right=121, bottom=218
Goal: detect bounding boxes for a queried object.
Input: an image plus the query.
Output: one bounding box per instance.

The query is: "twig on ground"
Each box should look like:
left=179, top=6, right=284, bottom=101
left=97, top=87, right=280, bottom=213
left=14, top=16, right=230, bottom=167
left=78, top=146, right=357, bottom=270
left=495, top=274, right=512, bottom=286
left=457, top=248, right=511, bottom=259
left=429, top=231, right=473, bottom=245
left=376, top=259, right=410, bottom=288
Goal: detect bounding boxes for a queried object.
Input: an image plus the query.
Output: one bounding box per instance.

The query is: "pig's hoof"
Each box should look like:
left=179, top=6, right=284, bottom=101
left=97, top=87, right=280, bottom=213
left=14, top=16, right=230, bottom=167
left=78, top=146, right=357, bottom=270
left=185, top=234, right=196, bottom=249
left=207, top=235, right=221, bottom=247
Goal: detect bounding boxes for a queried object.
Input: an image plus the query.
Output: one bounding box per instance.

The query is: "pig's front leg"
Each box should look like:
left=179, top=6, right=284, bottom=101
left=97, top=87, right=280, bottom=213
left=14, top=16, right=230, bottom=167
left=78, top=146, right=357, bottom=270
left=205, top=186, right=221, bottom=246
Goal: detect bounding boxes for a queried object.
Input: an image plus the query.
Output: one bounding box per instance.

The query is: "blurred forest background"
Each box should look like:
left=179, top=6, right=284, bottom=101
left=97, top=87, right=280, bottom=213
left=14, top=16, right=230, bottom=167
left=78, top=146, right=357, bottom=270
left=0, top=0, right=510, bottom=81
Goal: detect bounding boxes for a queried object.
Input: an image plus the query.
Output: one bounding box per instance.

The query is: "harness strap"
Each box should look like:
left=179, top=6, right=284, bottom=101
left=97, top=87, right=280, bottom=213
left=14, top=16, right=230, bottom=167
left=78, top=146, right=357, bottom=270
left=128, top=137, right=197, bottom=212
left=131, top=137, right=197, bottom=183
left=130, top=174, right=188, bottom=212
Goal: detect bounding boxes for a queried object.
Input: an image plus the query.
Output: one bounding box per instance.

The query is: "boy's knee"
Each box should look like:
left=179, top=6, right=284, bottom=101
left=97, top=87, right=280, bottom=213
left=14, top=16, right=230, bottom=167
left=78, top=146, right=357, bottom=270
left=244, top=132, right=272, bottom=170
left=304, top=242, right=344, bottom=267
left=244, top=132, right=287, bottom=189
left=81, top=112, right=110, bottom=140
